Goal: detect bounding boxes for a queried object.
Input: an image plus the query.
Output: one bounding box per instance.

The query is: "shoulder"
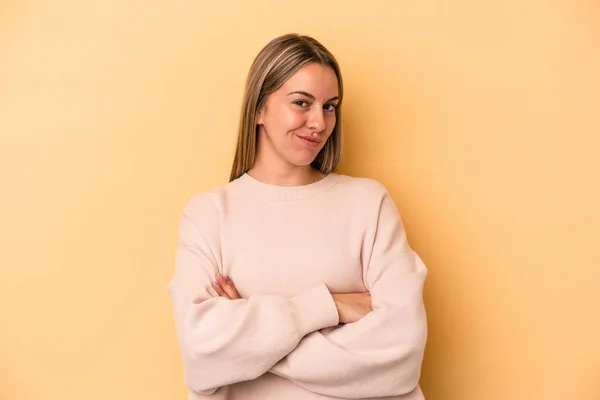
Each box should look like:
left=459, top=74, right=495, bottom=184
left=331, top=174, right=402, bottom=220
left=332, top=173, right=391, bottom=200
left=180, top=179, right=239, bottom=222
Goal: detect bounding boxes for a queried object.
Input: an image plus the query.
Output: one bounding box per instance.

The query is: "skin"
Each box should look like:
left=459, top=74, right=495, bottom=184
left=249, top=62, right=339, bottom=186
left=214, top=62, right=372, bottom=324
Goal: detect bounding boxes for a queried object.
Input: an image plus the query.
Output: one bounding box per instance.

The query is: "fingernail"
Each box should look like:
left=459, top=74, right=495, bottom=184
left=213, top=281, right=221, bottom=289
left=225, top=276, right=231, bottom=282
left=217, top=273, right=224, bottom=279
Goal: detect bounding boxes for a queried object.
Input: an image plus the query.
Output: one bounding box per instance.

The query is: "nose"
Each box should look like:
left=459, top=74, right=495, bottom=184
left=306, top=107, right=326, bottom=133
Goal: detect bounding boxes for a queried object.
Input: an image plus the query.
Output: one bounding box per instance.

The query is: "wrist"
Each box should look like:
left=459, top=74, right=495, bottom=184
left=331, top=293, right=344, bottom=323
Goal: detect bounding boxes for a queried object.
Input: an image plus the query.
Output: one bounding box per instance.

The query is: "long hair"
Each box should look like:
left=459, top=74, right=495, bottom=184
left=229, top=33, right=344, bottom=182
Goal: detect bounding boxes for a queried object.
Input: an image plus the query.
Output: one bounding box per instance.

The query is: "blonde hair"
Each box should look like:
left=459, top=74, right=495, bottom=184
left=229, top=33, right=344, bottom=182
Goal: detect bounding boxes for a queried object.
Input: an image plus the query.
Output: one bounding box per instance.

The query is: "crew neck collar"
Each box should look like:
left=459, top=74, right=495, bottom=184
left=235, top=172, right=341, bottom=201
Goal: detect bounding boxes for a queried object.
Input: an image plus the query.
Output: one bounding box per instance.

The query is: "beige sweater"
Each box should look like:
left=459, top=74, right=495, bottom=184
left=167, top=172, right=428, bottom=400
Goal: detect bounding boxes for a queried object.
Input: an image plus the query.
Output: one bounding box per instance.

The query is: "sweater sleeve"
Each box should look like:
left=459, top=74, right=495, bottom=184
left=167, top=199, right=340, bottom=395
left=269, top=188, right=428, bottom=398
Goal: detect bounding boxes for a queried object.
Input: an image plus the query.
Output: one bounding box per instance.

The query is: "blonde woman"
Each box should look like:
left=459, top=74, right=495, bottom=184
left=167, top=33, right=428, bottom=400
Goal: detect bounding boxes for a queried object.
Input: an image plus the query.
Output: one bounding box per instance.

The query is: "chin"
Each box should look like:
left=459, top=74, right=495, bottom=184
left=287, top=155, right=318, bottom=167
left=290, top=159, right=316, bottom=168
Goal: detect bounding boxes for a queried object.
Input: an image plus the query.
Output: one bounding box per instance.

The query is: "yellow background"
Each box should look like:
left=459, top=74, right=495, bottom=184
left=1, top=1, right=599, bottom=399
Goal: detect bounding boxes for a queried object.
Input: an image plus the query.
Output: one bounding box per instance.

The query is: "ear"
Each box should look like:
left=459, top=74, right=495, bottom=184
left=256, top=96, right=270, bottom=125
left=256, top=108, right=264, bottom=125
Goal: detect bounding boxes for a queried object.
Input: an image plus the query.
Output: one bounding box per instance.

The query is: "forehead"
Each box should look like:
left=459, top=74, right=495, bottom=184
left=279, top=63, right=339, bottom=98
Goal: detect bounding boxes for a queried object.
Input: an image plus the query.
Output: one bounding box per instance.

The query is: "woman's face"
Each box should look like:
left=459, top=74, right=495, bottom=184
left=256, top=63, right=340, bottom=169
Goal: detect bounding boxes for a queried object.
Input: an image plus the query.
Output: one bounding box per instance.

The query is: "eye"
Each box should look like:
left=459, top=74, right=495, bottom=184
left=293, top=100, right=309, bottom=107
left=324, top=103, right=337, bottom=112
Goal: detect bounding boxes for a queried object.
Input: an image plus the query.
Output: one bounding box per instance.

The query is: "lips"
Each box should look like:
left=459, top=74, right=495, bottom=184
left=296, top=135, right=321, bottom=145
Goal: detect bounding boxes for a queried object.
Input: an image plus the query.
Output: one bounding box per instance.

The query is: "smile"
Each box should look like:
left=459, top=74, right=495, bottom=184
left=296, top=135, right=321, bottom=147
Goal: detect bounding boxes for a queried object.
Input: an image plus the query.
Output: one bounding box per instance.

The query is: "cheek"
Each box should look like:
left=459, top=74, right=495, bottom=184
left=325, top=114, right=337, bottom=134
left=266, top=108, right=305, bottom=133
left=284, top=111, right=307, bottom=131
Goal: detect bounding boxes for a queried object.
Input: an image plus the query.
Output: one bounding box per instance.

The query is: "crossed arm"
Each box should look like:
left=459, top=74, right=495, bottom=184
left=167, top=191, right=427, bottom=398
left=212, top=273, right=373, bottom=325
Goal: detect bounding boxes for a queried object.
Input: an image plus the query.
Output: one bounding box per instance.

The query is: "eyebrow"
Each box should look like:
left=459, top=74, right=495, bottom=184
left=287, top=91, right=339, bottom=102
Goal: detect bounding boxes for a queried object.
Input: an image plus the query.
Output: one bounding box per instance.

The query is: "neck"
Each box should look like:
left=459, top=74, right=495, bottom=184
left=248, top=160, right=324, bottom=187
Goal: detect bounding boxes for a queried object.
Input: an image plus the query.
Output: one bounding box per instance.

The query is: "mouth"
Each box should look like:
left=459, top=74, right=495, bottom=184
left=296, top=135, right=321, bottom=147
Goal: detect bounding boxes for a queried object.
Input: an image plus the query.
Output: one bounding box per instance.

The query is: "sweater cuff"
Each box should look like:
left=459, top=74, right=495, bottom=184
left=290, top=284, right=340, bottom=336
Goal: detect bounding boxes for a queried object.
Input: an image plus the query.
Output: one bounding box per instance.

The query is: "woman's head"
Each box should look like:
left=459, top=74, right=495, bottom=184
left=230, top=33, right=344, bottom=182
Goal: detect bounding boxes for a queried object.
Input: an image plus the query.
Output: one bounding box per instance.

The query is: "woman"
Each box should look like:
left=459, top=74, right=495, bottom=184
left=167, top=33, right=428, bottom=400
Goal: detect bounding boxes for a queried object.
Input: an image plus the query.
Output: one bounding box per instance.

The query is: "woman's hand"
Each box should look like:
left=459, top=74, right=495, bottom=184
left=331, top=293, right=373, bottom=324
left=212, top=273, right=241, bottom=299
left=212, top=274, right=372, bottom=324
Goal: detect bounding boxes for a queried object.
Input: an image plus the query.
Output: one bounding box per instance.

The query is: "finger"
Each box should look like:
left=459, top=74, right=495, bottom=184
left=212, top=281, right=229, bottom=298
left=224, top=276, right=242, bottom=299
left=215, top=273, right=240, bottom=299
